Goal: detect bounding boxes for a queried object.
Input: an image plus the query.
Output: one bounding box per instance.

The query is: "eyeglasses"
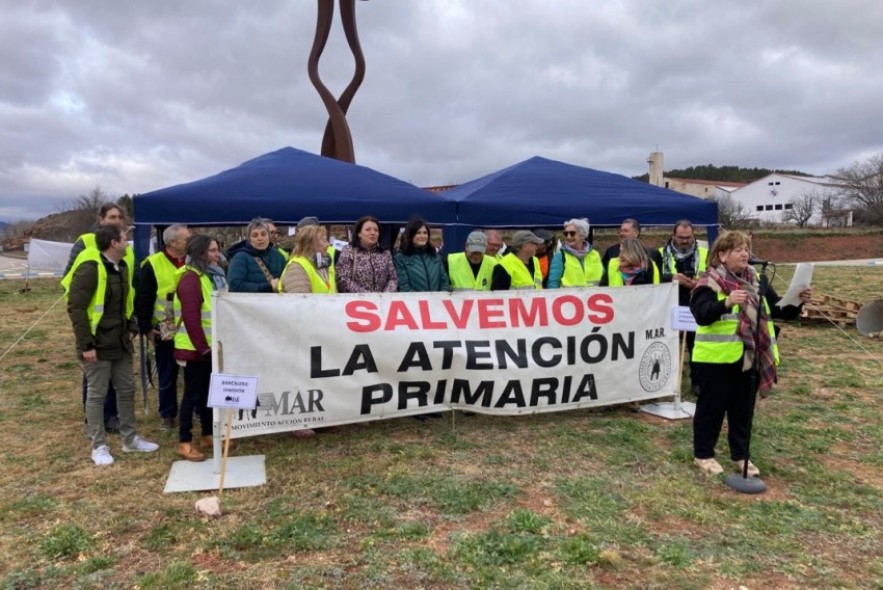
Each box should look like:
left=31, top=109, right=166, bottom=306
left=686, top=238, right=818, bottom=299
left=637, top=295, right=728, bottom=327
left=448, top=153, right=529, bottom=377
left=563, top=231, right=577, bottom=237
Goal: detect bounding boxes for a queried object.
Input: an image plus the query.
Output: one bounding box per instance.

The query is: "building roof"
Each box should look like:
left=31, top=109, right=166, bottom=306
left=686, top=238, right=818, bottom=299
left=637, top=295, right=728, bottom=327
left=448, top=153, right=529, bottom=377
left=665, top=177, right=748, bottom=188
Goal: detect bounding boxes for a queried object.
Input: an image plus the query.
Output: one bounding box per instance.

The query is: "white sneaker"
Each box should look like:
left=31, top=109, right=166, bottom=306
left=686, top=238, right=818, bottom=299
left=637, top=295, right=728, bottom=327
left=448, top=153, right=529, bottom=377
left=122, top=435, right=159, bottom=453
left=91, top=445, right=114, bottom=466
left=694, top=457, right=723, bottom=475
left=733, top=459, right=760, bottom=477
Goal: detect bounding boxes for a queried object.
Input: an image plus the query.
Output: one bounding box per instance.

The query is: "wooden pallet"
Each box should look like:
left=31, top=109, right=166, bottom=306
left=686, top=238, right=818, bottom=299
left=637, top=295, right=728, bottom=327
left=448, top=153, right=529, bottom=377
left=800, top=293, right=861, bottom=326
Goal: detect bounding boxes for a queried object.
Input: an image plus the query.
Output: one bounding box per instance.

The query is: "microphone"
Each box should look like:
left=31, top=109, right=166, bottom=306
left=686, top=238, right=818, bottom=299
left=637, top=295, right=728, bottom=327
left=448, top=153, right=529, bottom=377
left=748, top=255, right=771, bottom=266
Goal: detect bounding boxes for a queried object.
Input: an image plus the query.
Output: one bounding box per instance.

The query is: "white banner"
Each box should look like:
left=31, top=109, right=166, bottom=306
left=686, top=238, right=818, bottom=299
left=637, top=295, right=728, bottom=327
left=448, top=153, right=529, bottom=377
left=213, top=284, right=680, bottom=438
left=27, top=238, right=74, bottom=272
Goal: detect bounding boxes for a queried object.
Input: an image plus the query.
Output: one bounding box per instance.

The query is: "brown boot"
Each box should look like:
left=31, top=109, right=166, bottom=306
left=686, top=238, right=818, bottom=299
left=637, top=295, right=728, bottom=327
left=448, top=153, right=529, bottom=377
left=176, top=442, right=205, bottom=462
left=200, top=436, right=233, bottom=452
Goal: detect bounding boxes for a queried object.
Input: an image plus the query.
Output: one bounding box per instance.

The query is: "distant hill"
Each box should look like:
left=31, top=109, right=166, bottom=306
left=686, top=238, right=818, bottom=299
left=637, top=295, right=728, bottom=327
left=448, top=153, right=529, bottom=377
left=633, top=164, right=813, bottom=183
left=0, top=209, right=95, bottom=251
left=0, top=220, right=7, bottom=230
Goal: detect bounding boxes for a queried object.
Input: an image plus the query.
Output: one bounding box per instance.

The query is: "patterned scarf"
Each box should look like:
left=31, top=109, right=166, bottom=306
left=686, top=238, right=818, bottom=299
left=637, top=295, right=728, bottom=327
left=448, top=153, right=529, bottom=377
left=661, top=239, right=700, bottom=278
left=693, top=264, right=777, bottom=395
left=619, top=264, right=642, bottom=285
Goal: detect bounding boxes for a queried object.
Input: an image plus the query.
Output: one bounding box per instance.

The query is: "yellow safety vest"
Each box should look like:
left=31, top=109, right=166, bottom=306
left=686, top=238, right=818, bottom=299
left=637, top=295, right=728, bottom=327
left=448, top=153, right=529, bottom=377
left=279, top=256, right=336, bottom=293
left=63, top=232, right=135, bottom=292
left=692, top=292, right=780, bottom=365
left=658, top=246, right=708, bottom=277
left=560, top=250, right=604, bottom=287
left=447, top=252, right=496, bottom=291
left=498, top=253, right=542, bottom=290
left=606, top=258, right=660, bottom=287
left=141, top=252, right=182, bottom=324
left=61, top=249, right=134, bottom=335
left=173, top=267, right=213, bottom=351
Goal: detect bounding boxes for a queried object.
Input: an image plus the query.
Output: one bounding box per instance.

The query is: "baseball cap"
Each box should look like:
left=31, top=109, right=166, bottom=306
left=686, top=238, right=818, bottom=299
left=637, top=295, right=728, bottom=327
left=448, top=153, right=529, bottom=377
left=534, top=228, right=554, bottom=242
left=511, top=230, right=544, bottom=248
left=465, top=231, right=488, bottom=253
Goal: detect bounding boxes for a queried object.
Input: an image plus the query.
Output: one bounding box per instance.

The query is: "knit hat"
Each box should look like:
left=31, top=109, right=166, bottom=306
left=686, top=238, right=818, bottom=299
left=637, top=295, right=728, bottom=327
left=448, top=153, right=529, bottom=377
left=465, top=231, right=488, bottom=253
left=511, top=230, right=544, bottom=249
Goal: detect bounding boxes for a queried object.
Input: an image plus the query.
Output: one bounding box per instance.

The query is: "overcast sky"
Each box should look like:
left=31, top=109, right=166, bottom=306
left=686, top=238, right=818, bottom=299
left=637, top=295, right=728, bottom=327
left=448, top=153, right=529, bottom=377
left=2, top=0, right=882, bottom=221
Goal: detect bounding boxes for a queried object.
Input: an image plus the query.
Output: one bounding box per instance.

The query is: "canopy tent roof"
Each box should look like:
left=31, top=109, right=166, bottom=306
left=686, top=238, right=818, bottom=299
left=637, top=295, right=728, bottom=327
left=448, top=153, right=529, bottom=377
left=443, top=156, right=719, bottom=228
left=133, top=146, right=455, bottom=227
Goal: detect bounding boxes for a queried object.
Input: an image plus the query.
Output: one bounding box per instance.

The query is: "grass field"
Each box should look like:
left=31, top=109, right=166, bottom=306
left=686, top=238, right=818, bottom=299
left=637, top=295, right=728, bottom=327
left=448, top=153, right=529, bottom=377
left=1, top=267, right=881, bottom=589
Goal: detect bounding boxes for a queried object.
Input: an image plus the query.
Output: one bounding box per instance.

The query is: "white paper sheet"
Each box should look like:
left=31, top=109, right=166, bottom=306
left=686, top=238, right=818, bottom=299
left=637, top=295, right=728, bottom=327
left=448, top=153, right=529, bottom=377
left=776, top=263, right=813, bottom=308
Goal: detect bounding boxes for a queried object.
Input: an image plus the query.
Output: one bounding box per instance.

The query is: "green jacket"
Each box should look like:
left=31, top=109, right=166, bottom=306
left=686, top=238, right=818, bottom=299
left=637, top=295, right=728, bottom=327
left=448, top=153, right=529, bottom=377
left=394, top=248, right=451, bottom=292
left=65, top=256, right=137, bottom=359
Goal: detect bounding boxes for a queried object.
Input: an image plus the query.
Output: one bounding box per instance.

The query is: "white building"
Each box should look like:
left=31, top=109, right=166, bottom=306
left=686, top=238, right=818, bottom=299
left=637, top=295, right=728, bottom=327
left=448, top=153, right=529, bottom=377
left=729, top=173, right=851, bottom=227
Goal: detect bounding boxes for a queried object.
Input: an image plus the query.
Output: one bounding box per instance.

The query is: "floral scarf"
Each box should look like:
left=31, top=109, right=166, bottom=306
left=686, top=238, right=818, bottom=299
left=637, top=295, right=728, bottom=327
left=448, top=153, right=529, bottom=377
left=693, top=264, right=777, bottom=395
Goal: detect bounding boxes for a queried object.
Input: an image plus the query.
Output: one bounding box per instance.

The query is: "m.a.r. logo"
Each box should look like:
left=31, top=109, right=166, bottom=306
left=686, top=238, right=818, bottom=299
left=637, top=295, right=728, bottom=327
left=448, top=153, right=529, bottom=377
left=638, top=342, right=671, bottom=393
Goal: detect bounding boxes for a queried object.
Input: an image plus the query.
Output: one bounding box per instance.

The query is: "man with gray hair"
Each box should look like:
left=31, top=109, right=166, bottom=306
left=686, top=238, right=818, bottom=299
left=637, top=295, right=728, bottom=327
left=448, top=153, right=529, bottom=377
left=491, top=230, right=544, bottom=291
left=445, top=231, right=497, bottom=291
left=484, top=229, right=506, bottom=259
left=135, top=223, right=190, bottom=429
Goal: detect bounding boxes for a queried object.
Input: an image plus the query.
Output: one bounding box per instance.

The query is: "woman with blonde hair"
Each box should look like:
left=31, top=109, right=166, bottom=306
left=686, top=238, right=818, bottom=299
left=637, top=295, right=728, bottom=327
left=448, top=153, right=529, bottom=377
left=607, top=237, right=659, bottom=286
left=690, top=230, right=811, bottom=476
left=278, top=225, right=334, bottom=438
left=279, top=225, right=335, bottom=294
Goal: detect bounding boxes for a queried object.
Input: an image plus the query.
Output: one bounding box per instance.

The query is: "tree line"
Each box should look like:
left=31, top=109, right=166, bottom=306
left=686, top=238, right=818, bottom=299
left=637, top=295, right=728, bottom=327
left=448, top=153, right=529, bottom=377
left=634, top=164, right=812, bottom=183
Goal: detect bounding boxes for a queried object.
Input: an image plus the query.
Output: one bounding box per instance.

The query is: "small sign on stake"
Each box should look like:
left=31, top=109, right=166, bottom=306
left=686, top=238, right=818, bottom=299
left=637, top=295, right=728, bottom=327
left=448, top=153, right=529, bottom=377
left=671, top=306, right=697, bottom=332
left=208, top=373, right=259, bottom=409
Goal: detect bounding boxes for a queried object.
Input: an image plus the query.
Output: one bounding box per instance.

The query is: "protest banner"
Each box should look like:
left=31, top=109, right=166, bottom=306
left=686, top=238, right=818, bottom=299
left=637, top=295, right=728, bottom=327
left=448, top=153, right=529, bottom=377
left=213, top=284, right=679, bottom=438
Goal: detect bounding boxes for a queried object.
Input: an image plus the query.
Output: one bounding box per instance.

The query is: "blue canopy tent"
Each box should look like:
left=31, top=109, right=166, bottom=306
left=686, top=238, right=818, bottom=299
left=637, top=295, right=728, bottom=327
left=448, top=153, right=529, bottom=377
left=442, top=156, right=719, bottom=248
left=132, top=146, right=455, bottom=258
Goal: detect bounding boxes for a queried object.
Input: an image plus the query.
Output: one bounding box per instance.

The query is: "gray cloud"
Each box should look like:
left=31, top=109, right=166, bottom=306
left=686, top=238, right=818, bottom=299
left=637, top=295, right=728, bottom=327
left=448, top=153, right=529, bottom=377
left=1, top=0, right=882, bottom=220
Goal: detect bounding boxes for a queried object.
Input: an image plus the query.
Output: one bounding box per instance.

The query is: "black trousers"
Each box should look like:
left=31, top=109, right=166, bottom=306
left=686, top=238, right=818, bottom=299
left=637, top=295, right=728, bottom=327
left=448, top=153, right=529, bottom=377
left=154, top=339, right=180, bottom=419
left=692, top=361, right=757, bottom=461
left=179, top=360, right=213, bottom=443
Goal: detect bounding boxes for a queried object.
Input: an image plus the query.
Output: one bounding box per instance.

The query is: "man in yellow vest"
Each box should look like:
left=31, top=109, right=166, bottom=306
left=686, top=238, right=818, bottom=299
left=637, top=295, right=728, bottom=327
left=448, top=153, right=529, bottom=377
left=659, top=219, right=708, bottom=379
left=659, top=219, right=708, bottom=307
left=491, top=230, right=544, bottom=290
left=485, top=229, right=506, bottom=260
left=62, top=202, right=131, bottom=433
left=266, top=219, right=289, bottom=260
left=65, top=224, right=159, bottom=466
left=445, top=231, right=497, bottom=291
left=135, top=224, right=190, bottom=430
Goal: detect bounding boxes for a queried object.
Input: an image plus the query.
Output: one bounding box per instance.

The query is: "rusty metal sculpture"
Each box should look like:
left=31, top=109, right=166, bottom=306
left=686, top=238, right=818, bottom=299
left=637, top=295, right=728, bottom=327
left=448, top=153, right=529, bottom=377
left=308, top=0, right=367, bottom=163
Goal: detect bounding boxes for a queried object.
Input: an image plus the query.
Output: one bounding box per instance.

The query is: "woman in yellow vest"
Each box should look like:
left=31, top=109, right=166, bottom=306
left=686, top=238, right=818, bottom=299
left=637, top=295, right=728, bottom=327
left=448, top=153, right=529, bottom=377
left=606, top=238, right=660, bottom=287
left=547, top=218, right=603, bottom=288
left=279, top=225, right=336, bottom=294
left=690, top=231, right=811, bottom=476
left=173, top=235, right=227, bottom=461
left=278, top=225, right=335, bottom=437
